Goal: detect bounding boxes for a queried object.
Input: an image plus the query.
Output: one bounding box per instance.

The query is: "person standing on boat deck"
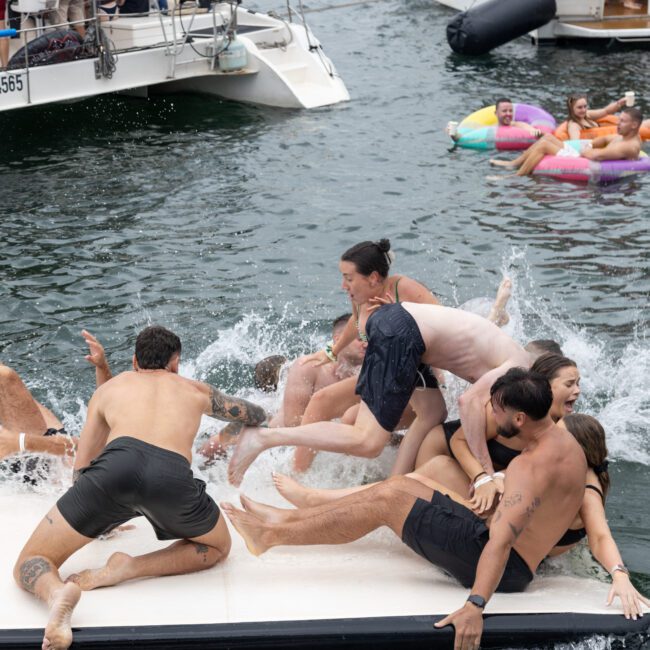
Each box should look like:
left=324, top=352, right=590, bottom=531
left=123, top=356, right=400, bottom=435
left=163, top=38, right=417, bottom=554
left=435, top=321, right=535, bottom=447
left=227, top=301, right=531, bottom=489
left=490, top=107, right=643, bottom=176
left=199, top=313, right=365, bottom=461
left=46, top=0, right=85, bottom=37
left=0, top=330, right=111, bottom=463
left=13, top=325, right=267, bottom=650
left=222, top=369, right=587, bottom=650
left=448, top=98, right=544, bottom=141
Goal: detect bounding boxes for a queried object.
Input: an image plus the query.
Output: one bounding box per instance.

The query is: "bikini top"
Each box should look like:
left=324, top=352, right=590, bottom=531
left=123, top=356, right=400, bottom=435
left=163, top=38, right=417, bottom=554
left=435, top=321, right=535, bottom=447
left=355, top=277, right=401, bottom=343
left=555, top=484, right=605, bottom=547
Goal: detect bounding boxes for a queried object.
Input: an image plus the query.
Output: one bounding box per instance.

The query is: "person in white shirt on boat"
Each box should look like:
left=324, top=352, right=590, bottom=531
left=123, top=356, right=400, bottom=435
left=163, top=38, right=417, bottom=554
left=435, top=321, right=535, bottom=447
left=0, top=331, right=110, bottom=464
left=13, top=325, right=267, bottom=650
left=489, top=107, right=643, bottom=175
left=222, top=368, right=589, bottom=650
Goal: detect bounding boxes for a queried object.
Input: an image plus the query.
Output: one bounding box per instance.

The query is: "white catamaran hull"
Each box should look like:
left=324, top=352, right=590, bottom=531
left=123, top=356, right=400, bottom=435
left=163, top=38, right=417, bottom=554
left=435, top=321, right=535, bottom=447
left=0, top=6, right=349, bottom=112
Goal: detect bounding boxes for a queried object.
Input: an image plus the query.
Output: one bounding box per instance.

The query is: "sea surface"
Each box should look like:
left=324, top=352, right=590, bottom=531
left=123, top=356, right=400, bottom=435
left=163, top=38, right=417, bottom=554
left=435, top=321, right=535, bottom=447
left=0, top=0, right=649, bottom=647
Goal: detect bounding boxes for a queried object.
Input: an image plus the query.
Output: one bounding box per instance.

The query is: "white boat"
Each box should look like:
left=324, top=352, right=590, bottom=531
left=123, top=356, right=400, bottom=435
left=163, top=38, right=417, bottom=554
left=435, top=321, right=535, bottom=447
left=438, top=0, right=650, bottom=45
left=0, top=0, right=349, bottom=113
left=1, top=492, right=648, bottom=648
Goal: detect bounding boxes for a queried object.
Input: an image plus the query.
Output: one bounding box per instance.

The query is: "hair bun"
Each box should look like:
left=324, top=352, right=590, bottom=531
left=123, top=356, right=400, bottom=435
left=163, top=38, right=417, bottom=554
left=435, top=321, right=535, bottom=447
left=377, top=239, right=391, bottom=253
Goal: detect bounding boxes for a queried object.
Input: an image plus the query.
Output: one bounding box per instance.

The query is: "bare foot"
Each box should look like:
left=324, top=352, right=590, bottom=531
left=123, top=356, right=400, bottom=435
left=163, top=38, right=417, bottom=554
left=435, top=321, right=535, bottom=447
left=66, top=552, right=133, bottom=591
left=623, top=0, right=642, bottom=9
left=489, top=158, right=517, bottom=168
left=227, top=426, right=267, bottom=486
left=292, top=446, right=317, bottom=472
left=240, top=493, right=295, bottom=524
left=488, top=278, right=512, bottom=327
left=220, top=502, right=270, bottom=556
left=273, top=472, right=316, bottom=508
left=42, top=582, right=81, bottom=650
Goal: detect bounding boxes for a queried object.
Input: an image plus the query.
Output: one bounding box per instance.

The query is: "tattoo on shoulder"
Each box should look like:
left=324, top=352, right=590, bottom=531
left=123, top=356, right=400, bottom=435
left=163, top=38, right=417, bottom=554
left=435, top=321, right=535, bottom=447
left=208, top=385, right=266, bottom=425
left=19, top=558, right=51, bottom=593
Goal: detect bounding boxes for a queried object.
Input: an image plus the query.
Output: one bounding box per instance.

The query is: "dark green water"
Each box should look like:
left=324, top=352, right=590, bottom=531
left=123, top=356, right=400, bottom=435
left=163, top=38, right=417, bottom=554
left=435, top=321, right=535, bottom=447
left=1, top=0, right=649, bottom=644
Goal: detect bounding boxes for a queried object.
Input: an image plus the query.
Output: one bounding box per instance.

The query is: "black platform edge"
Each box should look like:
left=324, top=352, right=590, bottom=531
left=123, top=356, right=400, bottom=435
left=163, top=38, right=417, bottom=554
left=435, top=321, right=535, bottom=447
left=1, top=612, right=649, bottom=649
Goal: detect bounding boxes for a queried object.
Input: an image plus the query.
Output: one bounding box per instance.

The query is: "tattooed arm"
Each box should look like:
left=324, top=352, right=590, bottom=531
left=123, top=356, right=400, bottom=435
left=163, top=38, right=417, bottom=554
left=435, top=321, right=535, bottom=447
left=205, top=384, right=267, bottom=425
left=435, top=461, right=540, bottom=650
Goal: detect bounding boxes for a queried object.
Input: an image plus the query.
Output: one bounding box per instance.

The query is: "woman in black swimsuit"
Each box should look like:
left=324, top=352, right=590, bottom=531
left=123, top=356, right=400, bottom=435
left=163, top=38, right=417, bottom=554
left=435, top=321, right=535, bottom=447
left=551, top=414, right=649, bottom=620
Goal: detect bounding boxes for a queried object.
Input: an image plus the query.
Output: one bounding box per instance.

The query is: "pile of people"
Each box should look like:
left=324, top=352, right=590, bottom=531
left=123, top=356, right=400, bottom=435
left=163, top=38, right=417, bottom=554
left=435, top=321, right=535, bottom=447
left=2, top=239, right=648, bottom=650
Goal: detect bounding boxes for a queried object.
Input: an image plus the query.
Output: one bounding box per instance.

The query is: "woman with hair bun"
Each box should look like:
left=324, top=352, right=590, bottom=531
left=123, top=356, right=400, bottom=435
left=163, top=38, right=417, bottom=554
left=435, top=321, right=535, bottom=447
left=294, top=238, right=445, bottom=473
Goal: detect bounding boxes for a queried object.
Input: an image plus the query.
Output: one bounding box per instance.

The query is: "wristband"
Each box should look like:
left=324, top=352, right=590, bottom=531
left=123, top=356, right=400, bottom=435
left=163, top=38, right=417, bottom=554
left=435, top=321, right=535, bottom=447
left=492, top=472, right=505, bottom=480
left=18, top=432, right=26, bottom=453
left=324, top=340, right=337, bottom=363
left=474, top=475, right=493, bottom=490
left=471, top=471, right=487, bottom=483
left=609, top=564, right=629, bottom=577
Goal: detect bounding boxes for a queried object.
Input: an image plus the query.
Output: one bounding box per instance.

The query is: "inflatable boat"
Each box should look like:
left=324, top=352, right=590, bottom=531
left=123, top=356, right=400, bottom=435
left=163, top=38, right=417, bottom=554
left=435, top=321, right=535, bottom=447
left=1, top=493, right=648, bottom=649
left=455, top=104, right=556, bottom=151
left=554, top=115, right=650, bottom=142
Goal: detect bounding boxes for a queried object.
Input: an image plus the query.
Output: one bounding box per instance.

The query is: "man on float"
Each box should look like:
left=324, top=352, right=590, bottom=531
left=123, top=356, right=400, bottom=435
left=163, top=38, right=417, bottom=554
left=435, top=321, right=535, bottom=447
left=448, top=97, right=544, bottom=140
left=490, top=107, right=643, bottom=175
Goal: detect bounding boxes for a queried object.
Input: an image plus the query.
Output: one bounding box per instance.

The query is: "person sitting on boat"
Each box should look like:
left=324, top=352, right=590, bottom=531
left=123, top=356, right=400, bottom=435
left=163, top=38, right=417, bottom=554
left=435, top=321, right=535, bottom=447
left=489, top=107, right=643, bottom=176
left=199, top=314, right=365, bottom=462
left=221, top=368, right=589, bottom=650
left=272, top=352, right=577, bottom=515
left=226, top=300, right=531, bottom=487
left=0, top=330, right=111, bottom=466
left=447, top=98, right=544, bottom=141
left=13, top=325, right=268, bottom=650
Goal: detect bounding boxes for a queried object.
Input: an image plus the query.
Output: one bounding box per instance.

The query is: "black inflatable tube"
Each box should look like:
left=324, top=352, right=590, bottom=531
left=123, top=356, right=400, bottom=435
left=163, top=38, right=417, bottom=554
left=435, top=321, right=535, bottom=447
left=1, top=613, right=648, bottom=649
left=447, top=0, right=557, bottom=56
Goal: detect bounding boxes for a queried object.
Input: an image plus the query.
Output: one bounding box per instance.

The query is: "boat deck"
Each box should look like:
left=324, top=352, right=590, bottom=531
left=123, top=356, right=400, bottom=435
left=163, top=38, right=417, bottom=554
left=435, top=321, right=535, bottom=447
left=568, top=16, right=650, bottom=28
left=1, top=493, right=648, bottom=649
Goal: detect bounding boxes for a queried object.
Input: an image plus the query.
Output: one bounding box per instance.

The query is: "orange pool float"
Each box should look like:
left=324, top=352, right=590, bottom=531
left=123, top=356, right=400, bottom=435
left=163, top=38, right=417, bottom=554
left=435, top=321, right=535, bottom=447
left=554, top=115, right=650, bottom=141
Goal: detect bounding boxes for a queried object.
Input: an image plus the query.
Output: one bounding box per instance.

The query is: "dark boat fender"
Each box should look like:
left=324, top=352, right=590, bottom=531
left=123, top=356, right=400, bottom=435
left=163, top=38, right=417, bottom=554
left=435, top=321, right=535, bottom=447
left=8, top=29, right=83, bottom=70
left=447, top=0, right=556, bottom=56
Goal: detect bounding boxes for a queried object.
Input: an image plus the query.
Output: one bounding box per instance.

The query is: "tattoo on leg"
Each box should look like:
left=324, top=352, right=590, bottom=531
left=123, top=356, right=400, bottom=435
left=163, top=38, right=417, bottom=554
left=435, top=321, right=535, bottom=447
left=19, top=558, right=52, bottom=593
left=193, top=543, right=210, bottom=563
left=208, top=385, right=266, bottom=425
left=45, top=515, right=53, bottom=525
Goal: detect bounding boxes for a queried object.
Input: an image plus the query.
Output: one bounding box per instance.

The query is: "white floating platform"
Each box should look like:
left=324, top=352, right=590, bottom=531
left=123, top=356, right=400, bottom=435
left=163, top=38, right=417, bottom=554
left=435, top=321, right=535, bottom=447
left=0, top=493, right=648, bottom=649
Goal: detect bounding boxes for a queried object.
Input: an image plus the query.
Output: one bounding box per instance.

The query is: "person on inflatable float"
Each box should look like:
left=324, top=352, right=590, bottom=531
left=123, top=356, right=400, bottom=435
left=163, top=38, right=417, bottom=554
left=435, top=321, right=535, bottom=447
left=559, top=94, right=628, bottom=141
left=448, top=98, right=544, bottom=141
left=489, top=107, right=642, bottom=176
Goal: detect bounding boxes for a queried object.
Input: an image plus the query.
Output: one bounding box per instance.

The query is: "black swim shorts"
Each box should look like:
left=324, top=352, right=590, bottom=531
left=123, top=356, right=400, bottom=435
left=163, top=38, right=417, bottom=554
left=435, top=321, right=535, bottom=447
left=402, top=491, right=533, bottom=593
left=355, top=303, right=438, bottom=432
left=57, top=436, right=220, bottom=540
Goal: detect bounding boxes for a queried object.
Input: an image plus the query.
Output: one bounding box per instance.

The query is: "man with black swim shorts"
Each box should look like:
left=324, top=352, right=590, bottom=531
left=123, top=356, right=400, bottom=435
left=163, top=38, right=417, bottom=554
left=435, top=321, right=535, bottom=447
left=13, top=325, right=267, bottom=650
left=222, top=368, right=587, bottom=650
left=227, top=302, right=529, bottom=487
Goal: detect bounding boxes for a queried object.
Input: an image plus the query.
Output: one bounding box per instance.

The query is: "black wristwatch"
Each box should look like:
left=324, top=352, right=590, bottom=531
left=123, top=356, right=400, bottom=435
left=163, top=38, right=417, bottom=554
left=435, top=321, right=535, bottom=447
left=466, top=594, right=487, bottom=609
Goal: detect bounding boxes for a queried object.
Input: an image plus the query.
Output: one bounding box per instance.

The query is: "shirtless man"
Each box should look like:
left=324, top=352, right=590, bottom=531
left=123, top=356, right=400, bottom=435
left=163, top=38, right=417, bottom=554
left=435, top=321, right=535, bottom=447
left=0, top=331, right=110, bottom=462
left=227, top=302, right=530, bottom=487
left=13, top=325, right=267, bottom=650
left=222, top=368, right=587, bottom=650
left=449, top=98, right=544, bottom=140
left=199, top=314, right=364, bottom=461
left=490, top=107, right=643, bottom=176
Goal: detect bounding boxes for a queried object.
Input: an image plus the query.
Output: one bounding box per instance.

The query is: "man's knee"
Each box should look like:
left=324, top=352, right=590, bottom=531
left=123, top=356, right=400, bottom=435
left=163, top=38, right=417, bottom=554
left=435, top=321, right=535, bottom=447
left=353, top=429, right=388, bottom=458
left=0, top=363, right=21, bottom=387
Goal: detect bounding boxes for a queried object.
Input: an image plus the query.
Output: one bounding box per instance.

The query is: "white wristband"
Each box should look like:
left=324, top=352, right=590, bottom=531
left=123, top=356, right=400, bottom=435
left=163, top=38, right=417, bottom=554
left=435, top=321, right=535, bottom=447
left=492, top=472, right=505, bottom=480
left=474, top=475, right=494, bottom=490
left=18, top=432, right=26, bottom=453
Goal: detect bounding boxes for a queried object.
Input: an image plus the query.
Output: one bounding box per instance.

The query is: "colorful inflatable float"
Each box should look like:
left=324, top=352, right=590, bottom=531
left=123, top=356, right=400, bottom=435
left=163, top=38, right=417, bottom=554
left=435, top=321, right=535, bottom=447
left=533, top=140, right=650, bottom=184
left=455, top=103, right=556, bottom=150
left=554, top=115, right=650, bottom=141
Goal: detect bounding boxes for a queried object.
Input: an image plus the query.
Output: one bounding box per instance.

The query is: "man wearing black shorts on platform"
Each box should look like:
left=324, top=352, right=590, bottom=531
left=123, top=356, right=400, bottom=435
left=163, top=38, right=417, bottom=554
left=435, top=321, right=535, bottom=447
left=13, top=325, right=267, bottom=650
left=223, top=368, right=587, bottom=650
